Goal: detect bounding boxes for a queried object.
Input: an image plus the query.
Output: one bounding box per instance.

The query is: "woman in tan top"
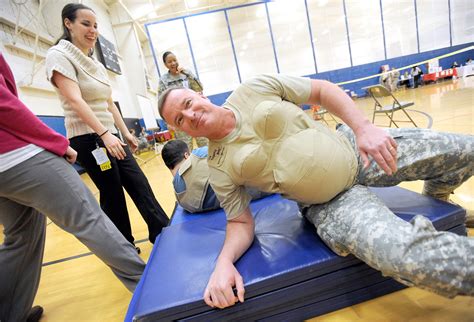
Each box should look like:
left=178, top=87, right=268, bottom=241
left=46, top=3, right=168, bottom=250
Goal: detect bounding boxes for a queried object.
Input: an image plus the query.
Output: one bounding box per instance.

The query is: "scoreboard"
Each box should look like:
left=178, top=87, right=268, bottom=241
left=96, top=34, right=121, bottom=75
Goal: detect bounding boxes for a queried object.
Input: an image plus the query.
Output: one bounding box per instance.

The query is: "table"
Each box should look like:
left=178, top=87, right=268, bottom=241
left=423, top=68, right=457, bottom=83
left=456, top=64, right=474, bottom=78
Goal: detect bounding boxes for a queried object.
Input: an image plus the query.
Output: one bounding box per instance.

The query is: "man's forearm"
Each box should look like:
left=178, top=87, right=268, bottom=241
left=308, top=79, right=371, bottom=135
left=308, top=78, right=399, bottom=175
left=217, top=208, right=255, bottom=265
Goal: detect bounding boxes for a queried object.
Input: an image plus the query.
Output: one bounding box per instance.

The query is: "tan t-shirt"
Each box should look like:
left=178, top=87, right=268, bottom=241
left=176, top=153, right=212, bottom=213
left=207, top=74, right=358, bottom=220
left=45, top=40, right=116, bottom=138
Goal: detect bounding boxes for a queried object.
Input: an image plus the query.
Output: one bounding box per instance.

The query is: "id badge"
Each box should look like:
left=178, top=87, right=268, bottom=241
left=91, top=147, right=112, bottom=171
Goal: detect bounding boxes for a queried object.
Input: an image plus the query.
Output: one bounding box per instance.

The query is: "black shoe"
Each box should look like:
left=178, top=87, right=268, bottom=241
left=135, top=246, right=141, bottom=254
left=26, top=306, right=43, bottom=322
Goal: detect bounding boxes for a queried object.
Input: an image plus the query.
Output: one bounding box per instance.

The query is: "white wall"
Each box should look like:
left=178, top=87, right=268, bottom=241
left=0, top=0, right=57, bottom=114
left=110, top=22, right=148, bottom=118
left=0, top=0, right=150, bottom=119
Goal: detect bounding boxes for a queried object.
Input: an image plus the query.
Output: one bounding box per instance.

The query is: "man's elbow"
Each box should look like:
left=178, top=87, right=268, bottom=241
left=228, top=211, right=255, bottom=233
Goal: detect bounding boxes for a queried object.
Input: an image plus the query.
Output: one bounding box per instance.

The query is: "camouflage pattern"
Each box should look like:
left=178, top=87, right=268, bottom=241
left=195, top=137, right=208, bottom=149
left=301, top=125, right=474, bottom=297
left=174, top=129, right=208, bottom=151
left=157, top=69, right=203, bottom=96
left=389, top=68, right=400, bottom=92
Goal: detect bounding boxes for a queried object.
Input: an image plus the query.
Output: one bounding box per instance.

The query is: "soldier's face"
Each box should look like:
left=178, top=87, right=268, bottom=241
left=161, top=88, right=218, bottom=138
left=164, top=54, right=179, bottom=73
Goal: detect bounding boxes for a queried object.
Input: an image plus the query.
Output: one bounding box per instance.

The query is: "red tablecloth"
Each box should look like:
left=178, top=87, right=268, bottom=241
left=154, top=130, right=173, bottom=142
left=423, top=68, right=457, bottom=82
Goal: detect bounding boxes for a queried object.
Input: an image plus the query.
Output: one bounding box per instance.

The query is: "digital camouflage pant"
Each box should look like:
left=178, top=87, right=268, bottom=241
left=301, top=126, right=473, bottom=297
left=175, top=129, right=208, bottom=151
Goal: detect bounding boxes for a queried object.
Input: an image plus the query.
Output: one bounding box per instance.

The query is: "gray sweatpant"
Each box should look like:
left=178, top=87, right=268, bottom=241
left=0, top=151, right=145, bottom=322
left=302, top=126, right=473, bottom=297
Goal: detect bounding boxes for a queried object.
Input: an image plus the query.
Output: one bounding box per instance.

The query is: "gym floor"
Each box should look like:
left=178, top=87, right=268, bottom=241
left=3, top=77, right=473, bottom=321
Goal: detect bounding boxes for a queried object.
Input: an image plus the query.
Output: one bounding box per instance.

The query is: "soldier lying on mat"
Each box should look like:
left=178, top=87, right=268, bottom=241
left=158, top=74, right=473, bottom=309
left=162, top=139, right=268, bottom=213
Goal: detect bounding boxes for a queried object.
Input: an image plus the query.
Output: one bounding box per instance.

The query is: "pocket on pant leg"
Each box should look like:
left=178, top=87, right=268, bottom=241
left=317, top=223, right=350, bottom=257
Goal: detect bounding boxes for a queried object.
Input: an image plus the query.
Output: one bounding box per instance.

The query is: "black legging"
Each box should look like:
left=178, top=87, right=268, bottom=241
left=70, top=133, right=169, bottom=244
left=413, top=75, right=421, bottom=88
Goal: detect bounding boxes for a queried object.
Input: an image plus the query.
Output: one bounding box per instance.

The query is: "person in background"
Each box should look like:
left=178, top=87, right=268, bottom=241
left=45, top=3, right=169, bottom=251
left=399, top=71, right=411, bottom=89
left=389, top=67, right=400, bottom=92
left=0, top=53, right=145, bottom=322
left=158, top=51, right=208, bottom=151
left=411, top=65, right=423, bottom=88
left=130, top=128, right=149, bottom=152
left=161, top=140, right=268, bottom=213
left=140, top=126, right=148, bottom=137
left=379, top=65, right=391, bottom=90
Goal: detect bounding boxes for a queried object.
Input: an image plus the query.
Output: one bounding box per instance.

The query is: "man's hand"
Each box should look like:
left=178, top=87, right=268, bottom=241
left=202, top=208, right=254, bottom=309
left=203, top=258, right=245, bottom=309
left=64, top=146, right=77, bottom=164
left=307, top=79, right=398, bottom=175
left=354, top=122, right=398, bottom=175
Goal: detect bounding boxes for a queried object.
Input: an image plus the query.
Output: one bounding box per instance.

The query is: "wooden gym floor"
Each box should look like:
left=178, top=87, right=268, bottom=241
left=1, top=77, right=473, bottom=321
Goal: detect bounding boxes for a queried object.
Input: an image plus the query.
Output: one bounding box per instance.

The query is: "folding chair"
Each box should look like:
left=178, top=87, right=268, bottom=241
left=363, top=85, right=418, bottom=128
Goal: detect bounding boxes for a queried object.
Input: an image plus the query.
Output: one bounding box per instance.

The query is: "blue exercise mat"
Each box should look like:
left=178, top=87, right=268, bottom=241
left=126, top=187, right=466, bottom=322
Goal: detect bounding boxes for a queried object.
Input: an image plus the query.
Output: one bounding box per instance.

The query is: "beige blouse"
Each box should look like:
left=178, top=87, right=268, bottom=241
left=46, top=40, right=117, bottom=138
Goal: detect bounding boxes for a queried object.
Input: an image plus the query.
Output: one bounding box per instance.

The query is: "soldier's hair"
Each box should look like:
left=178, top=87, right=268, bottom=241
left=162, top=140, right=189, bottom=170
left=157, top=86, right=184, bottom=119
left=162, top=51, right=174, bottom=63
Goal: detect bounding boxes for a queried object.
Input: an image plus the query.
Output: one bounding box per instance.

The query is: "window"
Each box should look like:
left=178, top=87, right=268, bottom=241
left=186, top=12, right=240, bottom=95
left=417, top=0, right=450, bottom=52
left=345, top=0, right=385, bottom=66
left=147, top=19, right=195, bottom=77
left=227, top=4, right=277, bottom=81
left=307, top=0, right=351, bottom=72
left=267, top=0, right=315, bottom=75
left=382, top=0, right=418, bottom=58
left=451, top=0, right=474, bottom=46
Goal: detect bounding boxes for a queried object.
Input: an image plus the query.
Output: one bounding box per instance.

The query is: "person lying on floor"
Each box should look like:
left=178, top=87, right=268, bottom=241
left=161, top=139, right=268, bottom=213
left=158, top=73, right=473, bottom=309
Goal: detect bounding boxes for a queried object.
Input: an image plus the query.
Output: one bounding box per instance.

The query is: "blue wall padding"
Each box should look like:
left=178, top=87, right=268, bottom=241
left=38, top=115, right=85, bottom=173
